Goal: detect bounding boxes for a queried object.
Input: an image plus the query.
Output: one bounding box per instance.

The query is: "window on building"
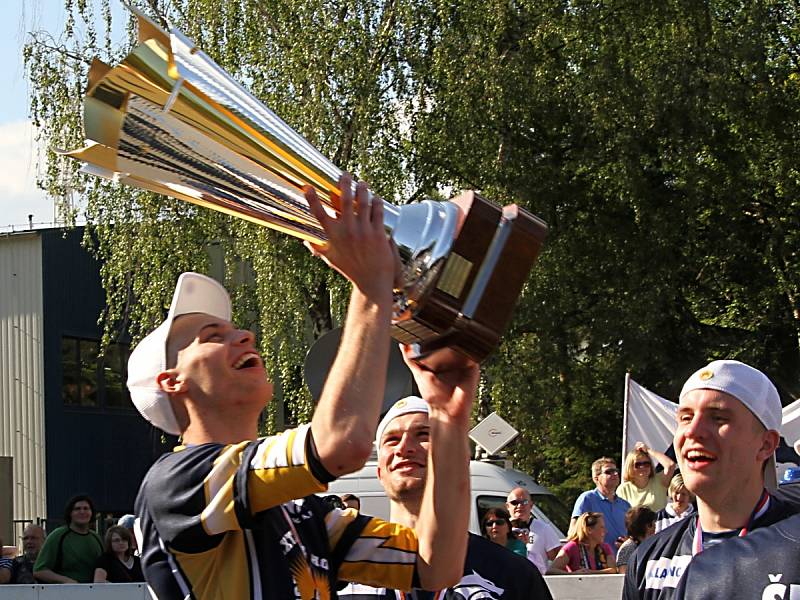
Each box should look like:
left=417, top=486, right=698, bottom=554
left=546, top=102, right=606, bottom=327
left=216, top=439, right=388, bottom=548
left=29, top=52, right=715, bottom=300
left=61, top=337, right=131, bottom=409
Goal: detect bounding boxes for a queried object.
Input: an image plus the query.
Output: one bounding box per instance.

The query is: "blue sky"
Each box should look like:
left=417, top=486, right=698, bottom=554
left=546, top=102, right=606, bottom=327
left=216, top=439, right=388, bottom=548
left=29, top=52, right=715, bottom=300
left=0, top=0, right=125, bottom=231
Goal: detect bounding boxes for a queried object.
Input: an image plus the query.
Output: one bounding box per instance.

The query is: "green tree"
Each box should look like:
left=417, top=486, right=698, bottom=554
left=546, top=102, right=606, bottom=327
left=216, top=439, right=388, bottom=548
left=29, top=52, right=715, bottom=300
left=25, top=0, right=800, bottom=505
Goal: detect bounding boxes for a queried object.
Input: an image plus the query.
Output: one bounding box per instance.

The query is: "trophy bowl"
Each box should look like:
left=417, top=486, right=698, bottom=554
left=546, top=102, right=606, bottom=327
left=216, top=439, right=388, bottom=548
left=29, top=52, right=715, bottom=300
left=62, top=9, right=548, bottom=364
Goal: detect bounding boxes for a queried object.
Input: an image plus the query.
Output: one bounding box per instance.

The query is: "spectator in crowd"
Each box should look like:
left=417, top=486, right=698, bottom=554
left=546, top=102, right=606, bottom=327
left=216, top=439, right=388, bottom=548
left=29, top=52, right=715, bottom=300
left=623, top=360, right=795, bottom=600
left=116, top=515, right=138, bottom=555
left=9, top=524, right=45, bottom=584
left=341, top=493, right=361, bottom=511
left=654, top=473, right=695, bottom=533
left=616, top=507, right=657, bottom=574
left=617, top=442, right=676, bottom=511
left=571, top=457, right=631, bottom=547
left=0, top=537, right=12, bottom=584
left=507, top=486, right=561, bottom=575
left=34, top=494, right=103, bottom=583
left=482, top=507, right=527, bottom=557
left=339, top=396, right=552, bottom=600
left=548, top=512, right=618, bottom=574
left=94, top=525, right=144, bottom=583
left=130, top=177, right=477, bottom=600
left=321, top=494, right=346, bottom=510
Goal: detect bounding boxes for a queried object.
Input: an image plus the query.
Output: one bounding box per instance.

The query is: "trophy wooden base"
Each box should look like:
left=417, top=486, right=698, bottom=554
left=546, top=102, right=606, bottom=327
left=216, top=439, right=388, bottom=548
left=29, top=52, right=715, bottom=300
left=390, top=191, right=547, bottom=365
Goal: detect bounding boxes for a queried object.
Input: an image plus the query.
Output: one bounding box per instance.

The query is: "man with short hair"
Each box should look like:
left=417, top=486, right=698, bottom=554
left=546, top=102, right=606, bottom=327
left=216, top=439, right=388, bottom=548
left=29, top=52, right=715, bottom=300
left=623, top=360, right=796, bottom=600
left=9, top=524, right=45, bottom=584
left=506, top=487, right=561, bottom=575
left=341, top=494, right=361, bottom=511
left=131, top=177, right=474, bottom=599
left=340, top=397, right=552, bottom=599
left=571, top=457, right=631, bottom=547
left=34, top=495, right=103, bottom=583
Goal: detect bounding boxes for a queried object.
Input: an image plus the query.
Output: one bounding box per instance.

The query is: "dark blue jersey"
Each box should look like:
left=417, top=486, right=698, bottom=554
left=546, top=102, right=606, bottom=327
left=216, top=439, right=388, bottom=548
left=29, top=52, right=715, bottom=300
left=338, top=533, right=553, bottom=600
left=674, top=512, right=800, bottom=599
left=622, top=495, right=796, bottom=600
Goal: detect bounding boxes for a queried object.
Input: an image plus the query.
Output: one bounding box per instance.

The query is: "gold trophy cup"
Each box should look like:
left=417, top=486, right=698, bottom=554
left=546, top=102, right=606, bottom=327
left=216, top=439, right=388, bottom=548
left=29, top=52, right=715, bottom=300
left=63, top=10, right=548, bottom=364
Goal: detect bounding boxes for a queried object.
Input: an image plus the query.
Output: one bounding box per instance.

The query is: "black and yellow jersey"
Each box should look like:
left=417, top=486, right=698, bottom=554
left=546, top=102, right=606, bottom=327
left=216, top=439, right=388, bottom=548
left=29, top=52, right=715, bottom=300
left=135, top=424, right=420, bottom=600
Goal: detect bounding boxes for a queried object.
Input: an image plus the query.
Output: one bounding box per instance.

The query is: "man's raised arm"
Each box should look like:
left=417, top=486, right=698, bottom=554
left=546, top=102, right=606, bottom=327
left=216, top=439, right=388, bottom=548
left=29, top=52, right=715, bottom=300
left=404, top=347, right=479, bottom=590
left=305, top=175, right=398, bottom=476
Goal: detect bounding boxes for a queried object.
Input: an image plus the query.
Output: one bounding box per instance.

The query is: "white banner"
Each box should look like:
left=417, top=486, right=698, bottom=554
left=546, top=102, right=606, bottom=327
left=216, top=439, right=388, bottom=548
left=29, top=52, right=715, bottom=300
left=781, top=397, right=800, bottom=448
left=622, top=376, right=678, bottom=473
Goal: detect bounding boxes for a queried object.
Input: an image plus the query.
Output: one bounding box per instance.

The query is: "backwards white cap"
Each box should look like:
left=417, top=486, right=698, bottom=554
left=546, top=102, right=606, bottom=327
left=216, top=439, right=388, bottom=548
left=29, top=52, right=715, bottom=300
left=126, top=273, right=231, bottom=435
left=680, top=359, right=781, bottom=489
left=375, top=396, right=430, bottom=447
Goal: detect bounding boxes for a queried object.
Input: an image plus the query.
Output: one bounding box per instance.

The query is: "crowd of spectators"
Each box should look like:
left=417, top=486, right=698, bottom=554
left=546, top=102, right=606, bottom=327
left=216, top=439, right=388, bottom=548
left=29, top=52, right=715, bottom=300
left=1, top=495, right=144, bottom=587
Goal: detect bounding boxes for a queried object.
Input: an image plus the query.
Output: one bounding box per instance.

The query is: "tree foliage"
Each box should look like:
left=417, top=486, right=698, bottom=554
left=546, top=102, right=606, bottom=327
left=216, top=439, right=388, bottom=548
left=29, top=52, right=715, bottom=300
left=25, top=0, right=800, bottom=504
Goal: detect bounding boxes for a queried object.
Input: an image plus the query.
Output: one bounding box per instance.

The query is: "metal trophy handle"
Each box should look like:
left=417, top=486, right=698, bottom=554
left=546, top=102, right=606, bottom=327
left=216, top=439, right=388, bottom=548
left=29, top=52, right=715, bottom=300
left=62, top=9, right=547, bottom=364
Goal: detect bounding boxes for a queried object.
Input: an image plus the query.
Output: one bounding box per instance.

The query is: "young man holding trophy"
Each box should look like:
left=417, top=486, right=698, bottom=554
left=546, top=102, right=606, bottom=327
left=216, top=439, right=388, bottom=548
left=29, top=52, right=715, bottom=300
left=127, top=176, right=479, bottom=599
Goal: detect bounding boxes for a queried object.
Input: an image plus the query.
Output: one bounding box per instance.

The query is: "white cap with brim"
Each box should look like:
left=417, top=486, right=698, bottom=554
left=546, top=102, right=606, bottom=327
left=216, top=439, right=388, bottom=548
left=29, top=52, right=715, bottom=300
left=375, top=396, right=430, bottom=447
left=127, top=272, right=231, bottom=435
left=680, top=359, right=782, bottom=490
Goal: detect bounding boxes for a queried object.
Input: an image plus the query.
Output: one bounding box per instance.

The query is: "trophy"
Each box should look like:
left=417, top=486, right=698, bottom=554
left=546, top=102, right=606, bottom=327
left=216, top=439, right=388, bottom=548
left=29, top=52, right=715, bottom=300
left=63, top=10, right=548, bottom=364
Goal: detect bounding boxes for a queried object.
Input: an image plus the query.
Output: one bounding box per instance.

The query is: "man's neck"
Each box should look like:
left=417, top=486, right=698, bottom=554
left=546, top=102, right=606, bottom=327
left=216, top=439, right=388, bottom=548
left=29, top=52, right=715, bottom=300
left=181, top=407, right=259, bottom=445
left=69, top=523, right=90, bottom=534
left=697, top=480, right=766, bottom=532
left=389, top=496, right=422, bottom=529
left=597, top=486, right=616, bottom=500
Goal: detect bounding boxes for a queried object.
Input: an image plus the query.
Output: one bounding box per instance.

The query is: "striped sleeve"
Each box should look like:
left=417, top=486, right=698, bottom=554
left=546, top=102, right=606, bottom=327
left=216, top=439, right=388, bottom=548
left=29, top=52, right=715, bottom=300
left=244, top=424, right=329, bottom=516
left=326, top=509, right=419, bottom=591
left=197, top=424, right=328, bottom=536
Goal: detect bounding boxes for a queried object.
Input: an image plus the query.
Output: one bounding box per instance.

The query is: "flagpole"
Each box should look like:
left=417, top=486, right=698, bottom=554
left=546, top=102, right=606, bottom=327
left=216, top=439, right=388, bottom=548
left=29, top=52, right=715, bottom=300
left=622, top=371, right=631, bottom=477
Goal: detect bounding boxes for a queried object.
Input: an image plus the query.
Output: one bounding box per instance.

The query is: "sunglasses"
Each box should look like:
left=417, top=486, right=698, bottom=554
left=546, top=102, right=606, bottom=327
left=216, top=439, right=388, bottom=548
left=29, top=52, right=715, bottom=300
left=508, top=499, right=530, bottom=506
left=634, top=461, right=651, bottom=468
left=484, top=519, right=507, bottom=527
left=601, top=468, right=619, bottom=475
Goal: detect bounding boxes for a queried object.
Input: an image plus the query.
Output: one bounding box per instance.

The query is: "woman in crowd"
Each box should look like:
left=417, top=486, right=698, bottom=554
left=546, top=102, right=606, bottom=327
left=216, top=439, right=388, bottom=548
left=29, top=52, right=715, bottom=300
left=654, top=472, right=695, bottom=532
left=93, top=525, right=144, bottom=583
left=481, top=507, right=527, bottom=557
left=616, top=506, right=657, bottom=574
left=616, top=441, right=676, bottom=510
left=548, top=512, right=618, bottom=574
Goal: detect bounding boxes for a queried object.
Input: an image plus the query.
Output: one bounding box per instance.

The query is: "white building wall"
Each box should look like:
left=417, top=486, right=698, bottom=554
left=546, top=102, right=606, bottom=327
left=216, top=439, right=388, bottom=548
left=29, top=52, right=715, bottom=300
left=0, top=232, right=47, bottom=525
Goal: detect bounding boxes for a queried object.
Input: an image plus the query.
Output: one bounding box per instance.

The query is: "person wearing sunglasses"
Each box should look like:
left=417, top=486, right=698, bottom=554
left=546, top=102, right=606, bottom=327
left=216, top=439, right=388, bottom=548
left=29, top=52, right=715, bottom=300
left=482, top=508, right=527, bottom=557
left=506, top=487, right=561, bottom=575
left=547, top=513, right=618, bottom=574
left=571, top=457, right=631, bottom=548
left=617, top=442, right=676, bottom=511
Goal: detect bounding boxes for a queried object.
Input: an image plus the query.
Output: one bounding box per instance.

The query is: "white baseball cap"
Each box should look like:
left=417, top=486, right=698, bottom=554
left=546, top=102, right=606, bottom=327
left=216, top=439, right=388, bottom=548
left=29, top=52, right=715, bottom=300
left=375, top=396, right=430, bottom=447
left=127, top=272, right=231, bottom=435
left=680, top=359, right=781, bottom=489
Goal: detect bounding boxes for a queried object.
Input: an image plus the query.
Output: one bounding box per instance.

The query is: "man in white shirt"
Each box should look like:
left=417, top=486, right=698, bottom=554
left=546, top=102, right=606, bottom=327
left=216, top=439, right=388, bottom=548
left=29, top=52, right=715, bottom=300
left=507, top=487, right=561, bottom=575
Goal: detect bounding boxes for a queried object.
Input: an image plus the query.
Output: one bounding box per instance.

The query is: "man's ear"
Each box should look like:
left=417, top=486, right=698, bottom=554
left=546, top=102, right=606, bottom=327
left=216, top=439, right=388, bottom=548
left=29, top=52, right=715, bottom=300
left=156, top=370, right=188, bottom=394
left=757, top=429, right=780, bottom=462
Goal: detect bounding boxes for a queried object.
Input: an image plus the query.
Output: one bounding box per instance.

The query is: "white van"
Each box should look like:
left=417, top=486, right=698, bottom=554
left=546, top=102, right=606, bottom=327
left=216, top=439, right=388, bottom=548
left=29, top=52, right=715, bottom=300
left=325, top=459, right=570, bottom=537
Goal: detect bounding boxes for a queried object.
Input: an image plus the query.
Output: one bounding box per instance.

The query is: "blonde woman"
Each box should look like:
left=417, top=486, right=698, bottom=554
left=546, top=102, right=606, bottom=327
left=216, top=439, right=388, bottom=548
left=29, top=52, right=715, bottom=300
left=654, top=473, right=695, bottom=532
left=547, top=513, right=618, bottom=574
left=616, top=441, right=675, bottom=510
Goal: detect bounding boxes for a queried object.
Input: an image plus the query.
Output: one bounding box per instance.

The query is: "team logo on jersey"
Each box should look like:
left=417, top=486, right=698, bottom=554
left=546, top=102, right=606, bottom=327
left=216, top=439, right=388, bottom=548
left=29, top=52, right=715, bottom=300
left=761, top=573, right=800, bottom=600
left=451, top=570, right=504, bottom=599
left=644, top=555, right=692, bottom=590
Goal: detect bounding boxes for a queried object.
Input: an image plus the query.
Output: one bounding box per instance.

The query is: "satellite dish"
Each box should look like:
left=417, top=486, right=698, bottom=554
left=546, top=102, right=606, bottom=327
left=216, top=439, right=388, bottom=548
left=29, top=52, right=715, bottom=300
left=304, top=327, right=414, bottom=415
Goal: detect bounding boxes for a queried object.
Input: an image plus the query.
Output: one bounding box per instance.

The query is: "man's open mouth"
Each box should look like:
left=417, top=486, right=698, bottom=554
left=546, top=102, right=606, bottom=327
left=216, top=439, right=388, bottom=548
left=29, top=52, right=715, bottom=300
left=685, top=449, right=716, bottom=467
left=233, top=352, right=261, bottom=369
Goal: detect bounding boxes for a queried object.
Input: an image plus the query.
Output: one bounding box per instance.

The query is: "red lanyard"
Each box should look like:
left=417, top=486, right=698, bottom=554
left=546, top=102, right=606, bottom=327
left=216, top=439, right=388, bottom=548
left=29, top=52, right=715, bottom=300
left=692, top=489, right=770, bottom=555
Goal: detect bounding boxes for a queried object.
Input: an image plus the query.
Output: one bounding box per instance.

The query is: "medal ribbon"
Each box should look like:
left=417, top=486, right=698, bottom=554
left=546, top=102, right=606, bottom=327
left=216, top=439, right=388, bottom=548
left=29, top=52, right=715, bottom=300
left=692, top=488, right=770, bottom=555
